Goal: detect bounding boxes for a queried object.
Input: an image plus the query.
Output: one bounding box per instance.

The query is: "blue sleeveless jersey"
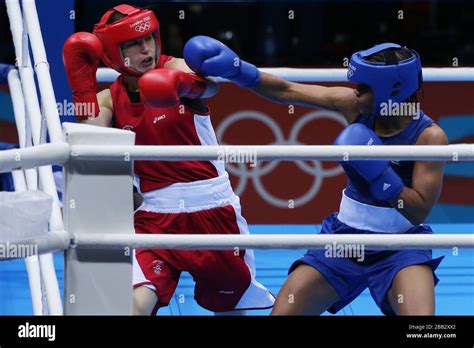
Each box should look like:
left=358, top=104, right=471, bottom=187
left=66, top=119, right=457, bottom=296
left=344, top=111, right=434, bottom=207
left=289, top=111, right=444, bottom=316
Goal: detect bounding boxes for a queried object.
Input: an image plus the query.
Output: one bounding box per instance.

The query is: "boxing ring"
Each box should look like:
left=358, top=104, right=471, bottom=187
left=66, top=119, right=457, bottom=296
left=1, top=0, right=473, bottom=315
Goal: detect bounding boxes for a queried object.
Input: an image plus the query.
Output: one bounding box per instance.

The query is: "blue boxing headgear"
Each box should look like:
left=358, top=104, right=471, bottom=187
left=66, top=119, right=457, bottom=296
left=347, top=43, right=422, bottom=117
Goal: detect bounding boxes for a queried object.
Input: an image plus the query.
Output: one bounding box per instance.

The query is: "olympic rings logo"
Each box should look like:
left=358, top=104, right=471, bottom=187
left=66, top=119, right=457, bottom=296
left=215, top=110, right=347, bottom=208
left=347, top=63, right=356, bottom=78
left=134, top=21, right=151, bottom=33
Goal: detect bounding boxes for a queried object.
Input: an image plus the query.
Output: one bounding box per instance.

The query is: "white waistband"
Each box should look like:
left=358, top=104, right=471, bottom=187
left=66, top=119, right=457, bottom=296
left=138, top=172, right=236, bottom=213
left=337, top=190, right=414, bottom=233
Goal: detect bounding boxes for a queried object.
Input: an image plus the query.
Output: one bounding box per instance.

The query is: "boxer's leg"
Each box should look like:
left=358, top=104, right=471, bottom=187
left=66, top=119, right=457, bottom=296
left=133, top=286, right=158, bottom=315
left=271, top=264, right=340, bottom=316
left=386, top=264, right=435, bottom=315
left=133, top=247, right=181, bottom=316
left=367, top=248, right=443, bottom=316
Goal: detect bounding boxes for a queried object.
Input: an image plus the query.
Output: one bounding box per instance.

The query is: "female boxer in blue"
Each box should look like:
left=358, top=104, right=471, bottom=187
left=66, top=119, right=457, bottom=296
left=183, top=38, right=448, bottom=315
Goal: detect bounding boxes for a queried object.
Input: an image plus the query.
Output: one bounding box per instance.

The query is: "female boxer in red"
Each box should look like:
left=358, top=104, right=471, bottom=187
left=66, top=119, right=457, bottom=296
left=63, top=4, right=274, bottom=315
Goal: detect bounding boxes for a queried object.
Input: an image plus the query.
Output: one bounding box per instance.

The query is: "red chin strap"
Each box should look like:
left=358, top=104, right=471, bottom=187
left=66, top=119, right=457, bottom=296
left=93, top=4, right=161, bottom=76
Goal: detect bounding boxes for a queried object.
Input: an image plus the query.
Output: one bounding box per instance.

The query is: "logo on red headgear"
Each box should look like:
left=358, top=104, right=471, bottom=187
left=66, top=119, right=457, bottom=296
left=135, top=21, right=151, bottom=32
left=130, top=16, right=152, bottom=33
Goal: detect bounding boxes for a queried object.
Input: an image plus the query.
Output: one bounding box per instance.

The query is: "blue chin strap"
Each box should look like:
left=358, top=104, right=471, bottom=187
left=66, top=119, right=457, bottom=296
left=347, top=43, right=422, bottom=117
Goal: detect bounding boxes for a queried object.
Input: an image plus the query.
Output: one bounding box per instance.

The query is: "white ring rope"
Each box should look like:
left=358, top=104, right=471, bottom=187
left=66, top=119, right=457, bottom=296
left=3, top=232, right=472, bottom=261
left=6, top=0, right=65, bottom=315
left=0, top=231, right=70, bottom=260
left=20, top=0, right=63, bottom=143
left=97, top=67, right=474, bottom=83
left=70, top=144, right=473, bottom=162
left=0, top=142, right=69, bottom=173
left=73, top=233, right=474, bottom=250
left=1, top=143, right=472, bottom=174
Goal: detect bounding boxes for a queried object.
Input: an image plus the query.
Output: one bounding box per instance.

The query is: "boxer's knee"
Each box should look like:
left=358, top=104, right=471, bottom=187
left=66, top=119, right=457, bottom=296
left=133, top=286, right=158, bottom=315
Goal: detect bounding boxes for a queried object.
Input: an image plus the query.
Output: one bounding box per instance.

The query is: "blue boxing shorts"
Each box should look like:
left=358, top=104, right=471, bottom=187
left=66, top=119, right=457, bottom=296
left=289, top=212, right=444, bottom=316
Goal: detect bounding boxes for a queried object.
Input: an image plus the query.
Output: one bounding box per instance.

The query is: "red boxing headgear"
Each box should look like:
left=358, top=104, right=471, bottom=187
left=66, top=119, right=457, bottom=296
left=93, top=4, right=161, bottom=76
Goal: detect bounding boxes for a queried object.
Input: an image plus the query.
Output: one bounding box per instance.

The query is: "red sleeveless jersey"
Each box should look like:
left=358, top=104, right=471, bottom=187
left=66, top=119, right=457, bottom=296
left=109, top=54, right=224, bottom=193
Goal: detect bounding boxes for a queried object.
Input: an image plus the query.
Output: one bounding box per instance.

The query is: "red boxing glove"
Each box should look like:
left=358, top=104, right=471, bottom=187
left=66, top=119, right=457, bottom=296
left=138, top=69, right=207, bottom=108
left=62, top=32, right=103, bottom=118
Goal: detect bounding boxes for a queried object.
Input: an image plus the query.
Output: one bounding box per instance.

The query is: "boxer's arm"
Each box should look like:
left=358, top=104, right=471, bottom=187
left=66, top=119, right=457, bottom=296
left=63, top=32, right=103, bottom=118
left=252, top=72, right=359, bottom=123
left=78, top=89, right=113, bottom=127
left=389, top=125, right=448, bottom=225
left=164, top=57, right=219, bottom=98
left=164, top=57, right=193, bottom=72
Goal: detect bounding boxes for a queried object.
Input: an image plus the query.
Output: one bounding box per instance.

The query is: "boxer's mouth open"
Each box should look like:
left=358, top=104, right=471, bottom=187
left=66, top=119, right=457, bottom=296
left=141, top=56, right=153, bottom=67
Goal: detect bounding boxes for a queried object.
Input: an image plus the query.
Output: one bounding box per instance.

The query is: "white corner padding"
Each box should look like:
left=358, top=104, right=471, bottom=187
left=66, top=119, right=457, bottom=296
left=0, top=191, right=52, bottom=243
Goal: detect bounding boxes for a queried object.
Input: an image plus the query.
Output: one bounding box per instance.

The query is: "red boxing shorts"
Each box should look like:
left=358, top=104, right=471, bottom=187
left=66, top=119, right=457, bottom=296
left=133, top=173, right=275, bottom=314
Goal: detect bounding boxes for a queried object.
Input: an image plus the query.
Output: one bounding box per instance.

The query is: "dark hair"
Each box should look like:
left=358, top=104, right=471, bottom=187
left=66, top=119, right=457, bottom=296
left=367, top=47, right=422, bottom=101
left=366, top=47, right=414, bottom=64
left=105, top=5, right=145, bottom=24
left=106, top=11, right=127, bottom=24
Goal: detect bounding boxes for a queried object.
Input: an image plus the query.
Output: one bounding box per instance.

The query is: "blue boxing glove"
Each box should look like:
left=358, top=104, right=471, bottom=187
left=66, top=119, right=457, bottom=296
left=334, top=123, right=404, bottom=201
left=183, top=36, right=260, bottom=88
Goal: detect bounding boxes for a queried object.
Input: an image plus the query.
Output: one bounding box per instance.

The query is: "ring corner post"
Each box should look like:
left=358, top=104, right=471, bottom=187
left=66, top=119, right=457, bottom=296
left=62, top=123, right=135, bottom=315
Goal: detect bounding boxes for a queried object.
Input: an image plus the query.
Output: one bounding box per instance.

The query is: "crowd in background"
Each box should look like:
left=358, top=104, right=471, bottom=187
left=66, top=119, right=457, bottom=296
left=0, top=1, right=473, bottom=68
